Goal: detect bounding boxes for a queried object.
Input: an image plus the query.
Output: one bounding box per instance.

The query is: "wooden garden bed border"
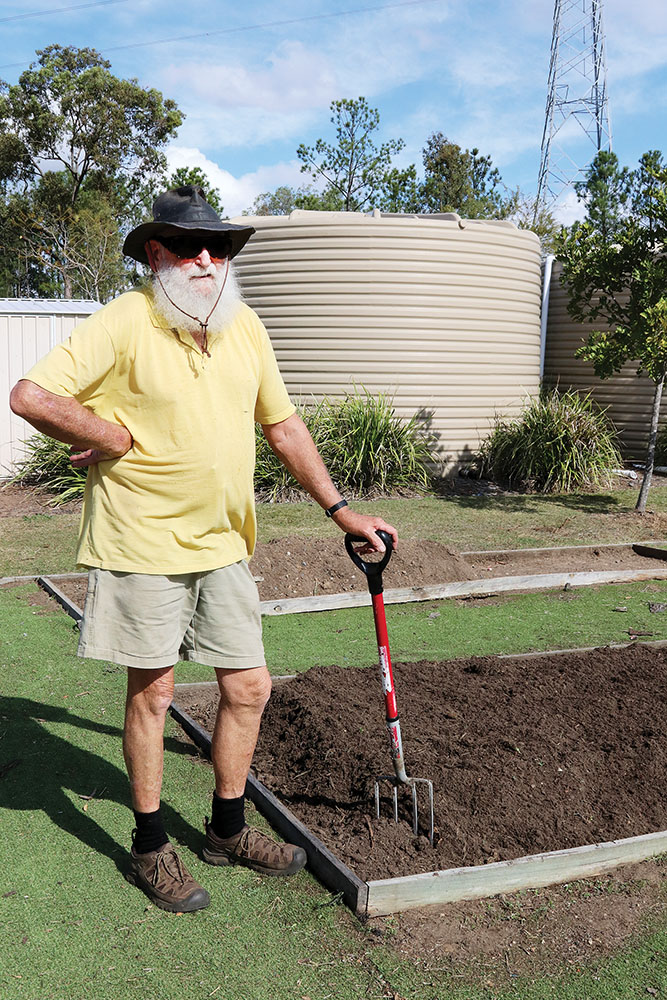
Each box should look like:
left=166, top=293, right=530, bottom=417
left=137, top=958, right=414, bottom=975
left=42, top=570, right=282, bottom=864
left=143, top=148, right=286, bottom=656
left=260, top=566, right=667, bottom=616
left=30, top=565, right=667, bottom=621
left=170, top=651, right=667, bottom=919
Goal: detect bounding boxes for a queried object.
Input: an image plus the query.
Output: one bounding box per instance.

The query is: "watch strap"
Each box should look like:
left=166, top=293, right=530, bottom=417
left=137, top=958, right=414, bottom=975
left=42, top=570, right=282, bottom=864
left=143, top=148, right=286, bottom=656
left=325, top=499, right=348, bottom=518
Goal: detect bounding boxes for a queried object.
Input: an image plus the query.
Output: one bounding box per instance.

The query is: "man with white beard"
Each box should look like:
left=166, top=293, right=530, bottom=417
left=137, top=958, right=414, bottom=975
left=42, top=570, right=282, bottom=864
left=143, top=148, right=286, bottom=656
left=10, top=186, right=397, bottom=913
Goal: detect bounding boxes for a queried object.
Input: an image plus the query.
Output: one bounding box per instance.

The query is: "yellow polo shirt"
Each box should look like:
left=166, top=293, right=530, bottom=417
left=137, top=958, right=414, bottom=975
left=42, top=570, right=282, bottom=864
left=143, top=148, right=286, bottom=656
left=24, top=288, right=295, bottom=573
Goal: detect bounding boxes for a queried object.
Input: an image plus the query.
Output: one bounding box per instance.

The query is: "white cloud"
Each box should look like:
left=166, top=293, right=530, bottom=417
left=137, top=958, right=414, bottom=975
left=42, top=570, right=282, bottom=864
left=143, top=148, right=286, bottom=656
left=444, top=43, right=525, bottom=92
left=166, top=40, right=338, bottom=114
left=156, top=1, right=458, bottom=153
left=166, top=146, right=305, bottom=217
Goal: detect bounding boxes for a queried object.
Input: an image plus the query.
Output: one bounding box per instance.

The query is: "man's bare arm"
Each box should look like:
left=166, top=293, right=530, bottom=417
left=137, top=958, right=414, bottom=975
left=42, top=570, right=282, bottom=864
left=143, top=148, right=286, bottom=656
left=261, top=412, right=397, bottom=552
left=10, top=380, right=132, bottom=462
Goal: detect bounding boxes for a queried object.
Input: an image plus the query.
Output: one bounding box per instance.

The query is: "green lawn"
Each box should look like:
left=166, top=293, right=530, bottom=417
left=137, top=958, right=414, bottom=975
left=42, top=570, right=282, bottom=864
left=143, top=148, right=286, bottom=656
left=1, top=492, right=666, bottom=1000
left=261, top=579, right=667, bottom=673
left=0, top=592, right=378, bottom=1000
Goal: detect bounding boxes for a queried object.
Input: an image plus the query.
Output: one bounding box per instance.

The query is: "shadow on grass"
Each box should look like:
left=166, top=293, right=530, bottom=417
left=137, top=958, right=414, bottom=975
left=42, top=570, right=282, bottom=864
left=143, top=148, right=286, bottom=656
left=432, top=489, right=626, bottom=515
left=0, top=697, right=206, bottom=871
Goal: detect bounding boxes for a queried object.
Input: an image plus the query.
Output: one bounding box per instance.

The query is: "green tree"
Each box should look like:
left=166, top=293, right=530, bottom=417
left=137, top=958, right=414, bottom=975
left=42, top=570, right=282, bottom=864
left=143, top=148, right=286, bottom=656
left=167, top=166, right=224, bottom=215
left=1, top=170, right=128, bottom=300
left=0, top=44, right=182, bottom=297
left=0, top=45, right=182, bottom=203
left=421, top=132, right=517, bottom=218
left=297, top=97, right=405, bottom=212
left=378, top=164, right=423, bottom=213
left=510, top=192, right=561, bottom=256
left=243, top=185, right=311, bottom=216
left=293, top=187, right=346, bottom=212
left=572, top=150, right=631, bottom=241
left=556, top=150, right=667, bottom=512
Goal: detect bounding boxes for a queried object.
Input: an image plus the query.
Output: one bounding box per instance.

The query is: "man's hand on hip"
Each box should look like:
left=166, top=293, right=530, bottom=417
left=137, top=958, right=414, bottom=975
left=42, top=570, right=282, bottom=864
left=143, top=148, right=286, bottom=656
left=70, top=445, right=124, bottom=468
left=10, top=380, right=133, bottom=460
left=69, top=425, right=133, bottom=467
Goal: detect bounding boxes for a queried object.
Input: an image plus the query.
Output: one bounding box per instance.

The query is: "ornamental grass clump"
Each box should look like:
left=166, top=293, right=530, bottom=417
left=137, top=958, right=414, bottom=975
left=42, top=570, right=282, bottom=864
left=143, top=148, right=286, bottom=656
left=478, top=390, right=622, bottom=493
left=254, top=397, right=332, bottom=502
left=10, top=433, right=87, bottom=503
left=254, top=388, right=434, bottom=501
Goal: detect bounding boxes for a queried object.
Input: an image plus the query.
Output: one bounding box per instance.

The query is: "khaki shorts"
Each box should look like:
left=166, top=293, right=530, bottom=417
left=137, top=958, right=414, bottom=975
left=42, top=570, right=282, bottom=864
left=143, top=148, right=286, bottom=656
left=78, top=562, right=265, bottom=670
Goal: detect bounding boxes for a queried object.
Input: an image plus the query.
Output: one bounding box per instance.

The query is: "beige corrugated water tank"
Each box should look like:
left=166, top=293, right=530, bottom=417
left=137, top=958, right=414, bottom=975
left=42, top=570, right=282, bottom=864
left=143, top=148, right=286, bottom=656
left=543, top=261, right=667, bottom=460
left=231, top=210, right=542, bottom=473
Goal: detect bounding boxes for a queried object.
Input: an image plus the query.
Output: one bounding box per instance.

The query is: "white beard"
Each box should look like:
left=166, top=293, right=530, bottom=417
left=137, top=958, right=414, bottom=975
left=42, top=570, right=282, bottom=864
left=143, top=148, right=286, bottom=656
left=151, top=258, right=244, bottom=336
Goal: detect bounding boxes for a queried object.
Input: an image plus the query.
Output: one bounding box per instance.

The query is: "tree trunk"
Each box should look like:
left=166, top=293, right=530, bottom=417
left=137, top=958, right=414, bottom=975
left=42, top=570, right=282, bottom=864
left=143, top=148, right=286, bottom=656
left=636, top=373, right=665, bottom=513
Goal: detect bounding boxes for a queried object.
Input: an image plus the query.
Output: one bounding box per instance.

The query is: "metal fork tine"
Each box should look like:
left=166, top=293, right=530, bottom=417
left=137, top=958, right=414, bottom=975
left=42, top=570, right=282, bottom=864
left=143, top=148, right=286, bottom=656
left=411, top=782, right=418, bottom=836
left=373, top=775, right=435, bottom=846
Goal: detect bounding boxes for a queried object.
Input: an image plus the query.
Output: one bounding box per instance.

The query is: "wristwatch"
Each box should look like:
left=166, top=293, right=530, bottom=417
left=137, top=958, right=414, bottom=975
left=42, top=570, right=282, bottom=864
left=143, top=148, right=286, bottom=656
left=325, top=499, right=348, bottom=518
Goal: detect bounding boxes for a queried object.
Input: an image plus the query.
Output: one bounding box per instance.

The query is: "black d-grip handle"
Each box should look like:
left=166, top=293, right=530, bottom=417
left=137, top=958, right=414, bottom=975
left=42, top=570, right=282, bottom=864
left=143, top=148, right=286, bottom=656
left=345, top=529, right=394, bottom=596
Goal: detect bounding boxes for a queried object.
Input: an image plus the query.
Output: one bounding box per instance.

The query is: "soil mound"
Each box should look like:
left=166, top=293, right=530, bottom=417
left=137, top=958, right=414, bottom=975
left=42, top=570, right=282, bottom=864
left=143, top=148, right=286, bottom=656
left=249, top=537, right=474, bottom=599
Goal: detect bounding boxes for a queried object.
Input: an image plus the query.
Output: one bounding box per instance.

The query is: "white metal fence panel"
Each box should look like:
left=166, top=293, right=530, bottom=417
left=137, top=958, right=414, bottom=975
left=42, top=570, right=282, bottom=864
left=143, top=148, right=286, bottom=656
left=1, top=301, right=101, bottom=477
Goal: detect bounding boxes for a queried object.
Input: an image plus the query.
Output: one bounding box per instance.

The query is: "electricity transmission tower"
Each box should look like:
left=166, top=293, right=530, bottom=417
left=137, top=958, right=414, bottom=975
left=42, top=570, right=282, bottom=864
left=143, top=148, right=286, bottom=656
left=536, top=0, right=612, bottom=209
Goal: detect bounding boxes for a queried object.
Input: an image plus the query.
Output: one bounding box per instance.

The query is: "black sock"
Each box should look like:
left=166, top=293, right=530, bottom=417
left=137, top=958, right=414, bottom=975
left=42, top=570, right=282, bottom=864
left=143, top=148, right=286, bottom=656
left=132, top=807, right=168, bottom=854
left=211, top=792, right=245, bottom=839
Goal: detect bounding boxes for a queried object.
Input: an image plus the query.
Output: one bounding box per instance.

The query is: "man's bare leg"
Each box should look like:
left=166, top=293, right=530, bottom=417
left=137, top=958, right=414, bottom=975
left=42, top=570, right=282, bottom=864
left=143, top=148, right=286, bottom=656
left=211, top=666, right=272, bottom=797
left=123, top=664, right=210, bottom=910
left=123, top=665, right=175, bottom=812
left=204, top=665, right=306, bottom=874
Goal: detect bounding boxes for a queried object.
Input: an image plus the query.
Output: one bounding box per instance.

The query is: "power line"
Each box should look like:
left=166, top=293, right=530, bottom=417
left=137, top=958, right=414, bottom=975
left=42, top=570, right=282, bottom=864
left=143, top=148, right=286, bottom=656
left=0, top=0, right=444, bottom=70
left=0, top=0, right=131, bottom=25
left=104, top=0, right=444, bottom=54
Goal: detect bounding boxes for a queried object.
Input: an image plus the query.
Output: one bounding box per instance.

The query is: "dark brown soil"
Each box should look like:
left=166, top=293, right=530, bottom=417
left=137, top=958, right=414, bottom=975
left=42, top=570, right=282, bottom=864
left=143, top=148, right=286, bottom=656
left=249, top=538, right=667, bottom=600
left=179, top=644, right=666, bottom=881
left=176, top=645, right=667, bottom=979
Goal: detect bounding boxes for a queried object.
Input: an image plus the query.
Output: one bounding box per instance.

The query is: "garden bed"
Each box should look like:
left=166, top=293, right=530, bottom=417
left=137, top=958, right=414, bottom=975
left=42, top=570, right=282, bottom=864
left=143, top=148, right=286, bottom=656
left=177, top=644, right=667, bottom=891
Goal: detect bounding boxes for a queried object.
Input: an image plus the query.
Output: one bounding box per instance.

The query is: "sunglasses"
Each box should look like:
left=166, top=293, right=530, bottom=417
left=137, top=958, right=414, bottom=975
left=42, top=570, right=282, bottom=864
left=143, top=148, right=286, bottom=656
left=159, top=235, right=232, bottom=260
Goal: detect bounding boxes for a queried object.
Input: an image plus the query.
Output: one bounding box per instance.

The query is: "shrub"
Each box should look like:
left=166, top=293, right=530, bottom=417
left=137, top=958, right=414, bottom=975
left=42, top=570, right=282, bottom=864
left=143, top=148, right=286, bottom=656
left=654, top=424, right=667, bottom=467
left=10, top=433, right=87, bottom=503
left=255, top=388, right=434, bottom=501
left=478, top=390, right=622, bottom=492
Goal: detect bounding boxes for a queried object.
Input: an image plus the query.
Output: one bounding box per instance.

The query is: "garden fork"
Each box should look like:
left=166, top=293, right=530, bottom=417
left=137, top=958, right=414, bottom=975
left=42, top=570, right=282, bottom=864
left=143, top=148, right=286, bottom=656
left=345, top=530, right=435, bottom=846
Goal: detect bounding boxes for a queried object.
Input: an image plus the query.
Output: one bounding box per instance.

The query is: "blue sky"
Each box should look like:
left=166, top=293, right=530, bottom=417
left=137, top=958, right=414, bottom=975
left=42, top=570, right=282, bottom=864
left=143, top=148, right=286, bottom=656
left=1, top=0, right=666, bottom=221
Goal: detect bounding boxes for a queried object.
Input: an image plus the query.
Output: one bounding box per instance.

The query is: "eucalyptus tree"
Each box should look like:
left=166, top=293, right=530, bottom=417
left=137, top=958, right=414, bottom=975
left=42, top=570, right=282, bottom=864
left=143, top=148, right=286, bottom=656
left=0, top=45, right=182, bottom=298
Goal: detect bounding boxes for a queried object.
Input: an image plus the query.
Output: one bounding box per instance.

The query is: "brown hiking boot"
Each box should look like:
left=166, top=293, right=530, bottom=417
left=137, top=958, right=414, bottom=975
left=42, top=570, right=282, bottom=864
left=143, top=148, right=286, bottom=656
left=126, top=837, right=210, bottom=912
left=203, top=821, right=307, bottom=876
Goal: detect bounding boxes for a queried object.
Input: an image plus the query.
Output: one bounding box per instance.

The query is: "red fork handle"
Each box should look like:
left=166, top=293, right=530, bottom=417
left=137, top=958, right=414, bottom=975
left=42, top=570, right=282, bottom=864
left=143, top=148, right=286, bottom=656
left=371, top=591, right=409, bottom=784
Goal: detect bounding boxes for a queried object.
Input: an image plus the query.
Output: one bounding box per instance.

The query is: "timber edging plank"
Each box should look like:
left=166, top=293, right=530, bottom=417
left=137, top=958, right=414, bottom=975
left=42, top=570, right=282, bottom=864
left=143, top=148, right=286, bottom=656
left=365, top=829, right=667, bottom=917
left=36, top=576, right=82, bottom=623
left=260, top=567, right=667, bottom=616
left=632, top=542, right=667, bottom=561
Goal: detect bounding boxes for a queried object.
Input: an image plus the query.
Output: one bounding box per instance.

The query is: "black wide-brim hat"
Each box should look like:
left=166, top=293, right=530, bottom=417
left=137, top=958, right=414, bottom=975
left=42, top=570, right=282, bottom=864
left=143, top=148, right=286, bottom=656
left=123, top=185, right=255, bottom=265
